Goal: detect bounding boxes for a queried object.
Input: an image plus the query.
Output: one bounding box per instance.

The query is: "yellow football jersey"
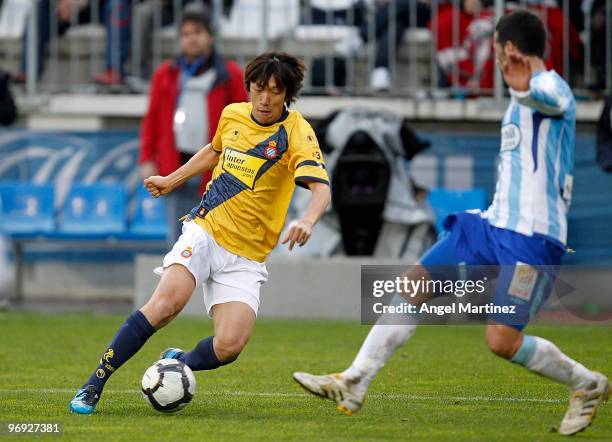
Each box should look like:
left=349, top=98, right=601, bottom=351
left=191, top=102, right=329, bottom=262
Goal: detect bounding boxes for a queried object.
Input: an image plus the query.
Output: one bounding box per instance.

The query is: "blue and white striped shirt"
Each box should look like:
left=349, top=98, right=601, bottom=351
left=485, top=70, right=575, bottom=246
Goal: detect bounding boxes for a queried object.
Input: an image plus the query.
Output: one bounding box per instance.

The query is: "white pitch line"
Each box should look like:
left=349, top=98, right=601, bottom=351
left=0, top=389, right=564, bottom=403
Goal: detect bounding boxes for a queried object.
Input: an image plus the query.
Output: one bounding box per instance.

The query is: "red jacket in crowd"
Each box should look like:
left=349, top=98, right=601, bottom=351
left=432, top=4, right=582, bottom=91
left=139, top=52, right=248, bottom=194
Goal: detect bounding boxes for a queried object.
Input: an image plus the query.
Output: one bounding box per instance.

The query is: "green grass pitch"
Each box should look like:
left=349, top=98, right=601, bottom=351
left=0, top=313, right=610, bottom=441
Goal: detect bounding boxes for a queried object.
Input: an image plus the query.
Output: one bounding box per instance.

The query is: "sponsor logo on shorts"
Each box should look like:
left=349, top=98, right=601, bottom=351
left=96, top=369, right=106, bottom=379
left=508, top=262, right=537, bottom=301
left=181, top=246, right=193, bottom=258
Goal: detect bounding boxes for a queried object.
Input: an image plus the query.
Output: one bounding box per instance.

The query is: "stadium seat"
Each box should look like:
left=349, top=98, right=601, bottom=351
left=0, top=181, right=55, bottom=236
left=427, top=188, right=488, bottom=233
left=58, top=184, right=127, bottom=235
left=128, top=187, right=168, bottom=239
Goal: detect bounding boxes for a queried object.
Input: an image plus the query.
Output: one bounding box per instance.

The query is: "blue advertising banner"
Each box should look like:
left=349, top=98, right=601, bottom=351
left=1, top=129, right=611, bottom=264
left=0, top=130, right=141, bottom=209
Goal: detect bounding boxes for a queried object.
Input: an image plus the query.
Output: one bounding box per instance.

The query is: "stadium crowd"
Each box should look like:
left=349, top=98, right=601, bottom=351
left=0, top=0, right=608, bottom=95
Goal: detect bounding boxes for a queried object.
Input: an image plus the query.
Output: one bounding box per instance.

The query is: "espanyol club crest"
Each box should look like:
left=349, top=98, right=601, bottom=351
left=264, top=140, right=278, bottom=159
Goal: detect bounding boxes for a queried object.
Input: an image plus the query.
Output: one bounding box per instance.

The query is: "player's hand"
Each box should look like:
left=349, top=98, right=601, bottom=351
left=143, top=175, right=173, bottom=198
left=281, top=219, right=313, bottom=251
left=500, top=46, right=531, bottom=92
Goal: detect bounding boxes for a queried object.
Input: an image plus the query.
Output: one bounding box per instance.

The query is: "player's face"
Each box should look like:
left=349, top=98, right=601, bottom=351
left=249, top=76, right=287, bottom=124
left=180, top=22, right=213, bottom=60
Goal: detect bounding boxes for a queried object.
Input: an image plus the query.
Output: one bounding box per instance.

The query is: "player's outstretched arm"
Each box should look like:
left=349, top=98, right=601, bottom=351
left=143, top=143, right=220, bottom=198
left=510, top=72, right=571, bottom=117
left=502, top=50, right=570, bottom=117
left=282, top=182, right=331, bottom=251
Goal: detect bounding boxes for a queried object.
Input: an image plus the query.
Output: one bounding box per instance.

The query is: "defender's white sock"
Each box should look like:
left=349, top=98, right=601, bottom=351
left=342, top=322, right=417, bottom=390
left=511, top=335, right=596, bottom=390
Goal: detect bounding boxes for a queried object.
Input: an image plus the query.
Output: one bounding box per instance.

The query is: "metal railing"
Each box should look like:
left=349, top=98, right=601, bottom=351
left=0, top=0, right=609, bottom=97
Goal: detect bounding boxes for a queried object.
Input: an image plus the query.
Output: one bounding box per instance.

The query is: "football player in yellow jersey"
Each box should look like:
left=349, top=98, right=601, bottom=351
left=69, top=52, right=331, bottom=414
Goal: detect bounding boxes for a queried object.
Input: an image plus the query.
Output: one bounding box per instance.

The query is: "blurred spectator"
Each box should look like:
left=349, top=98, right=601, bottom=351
left=513, top=1, right=584, bottom=33
left=139, top=10, right=247, bottom=245
left=129, top=0, right=197, bottom=83
left=0, top=70, right=16, bottom=126
left=432, top=0, right=496, bottom=92
left=128, top=0, right=234, bottom=89
left=432, top=0, right=582, bottom=93
left=96, top=0, right=231, bottom=86
left=588, top=0, right=610, bottom=91
left=525, top=2, right=583, bottom=79
left=334, top=0, right=431, bottom=91
left=94, top=0, right=133, bottom=85
left=17, top=0, right=96, bottom=83
left=596, top=95, right=612, bottom=172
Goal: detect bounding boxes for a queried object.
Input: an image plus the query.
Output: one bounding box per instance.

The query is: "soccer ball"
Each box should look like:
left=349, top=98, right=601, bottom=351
left=141, top=359, right=196, bottom=413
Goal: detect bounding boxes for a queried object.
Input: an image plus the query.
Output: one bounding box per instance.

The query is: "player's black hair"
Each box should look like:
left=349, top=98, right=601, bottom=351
left=180, top=9, right=213, bottom=35
left=244, top=52, right=305, bottom=105
left=496, top=9, right=546, bottom=57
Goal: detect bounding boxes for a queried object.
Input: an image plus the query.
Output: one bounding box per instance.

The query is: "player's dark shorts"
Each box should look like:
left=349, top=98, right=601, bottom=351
left=420, top=211, right=565, bottom=330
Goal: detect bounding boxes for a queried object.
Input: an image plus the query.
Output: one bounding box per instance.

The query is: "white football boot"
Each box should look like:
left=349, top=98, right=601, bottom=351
left=559, top=371, right=610, bottom=436
left=293, top=372, right=365, bottom=416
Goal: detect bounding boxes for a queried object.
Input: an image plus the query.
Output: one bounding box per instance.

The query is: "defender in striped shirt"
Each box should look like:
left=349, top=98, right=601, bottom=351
left=294, top=10, right=609, bottom=436
left=486, top=65, right=575, bottom=247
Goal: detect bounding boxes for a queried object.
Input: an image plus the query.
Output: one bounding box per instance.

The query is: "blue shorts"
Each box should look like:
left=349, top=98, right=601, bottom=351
left=420, top=212, right=565, bottom=330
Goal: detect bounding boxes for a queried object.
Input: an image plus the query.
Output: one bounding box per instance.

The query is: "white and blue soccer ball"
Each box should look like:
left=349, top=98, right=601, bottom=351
left=141, top=359, right=196, bottom=413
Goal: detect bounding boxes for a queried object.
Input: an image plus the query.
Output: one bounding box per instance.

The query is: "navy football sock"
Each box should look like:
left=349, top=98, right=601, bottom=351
left=180, top=336, right=234, bottom=371
left=84, top=310, right=156, bottom=391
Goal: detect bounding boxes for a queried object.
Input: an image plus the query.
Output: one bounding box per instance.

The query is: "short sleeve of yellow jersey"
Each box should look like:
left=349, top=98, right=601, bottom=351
left=288, top=115, right=329, bottom=189
left=210, top=109, right=226, bottom=153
